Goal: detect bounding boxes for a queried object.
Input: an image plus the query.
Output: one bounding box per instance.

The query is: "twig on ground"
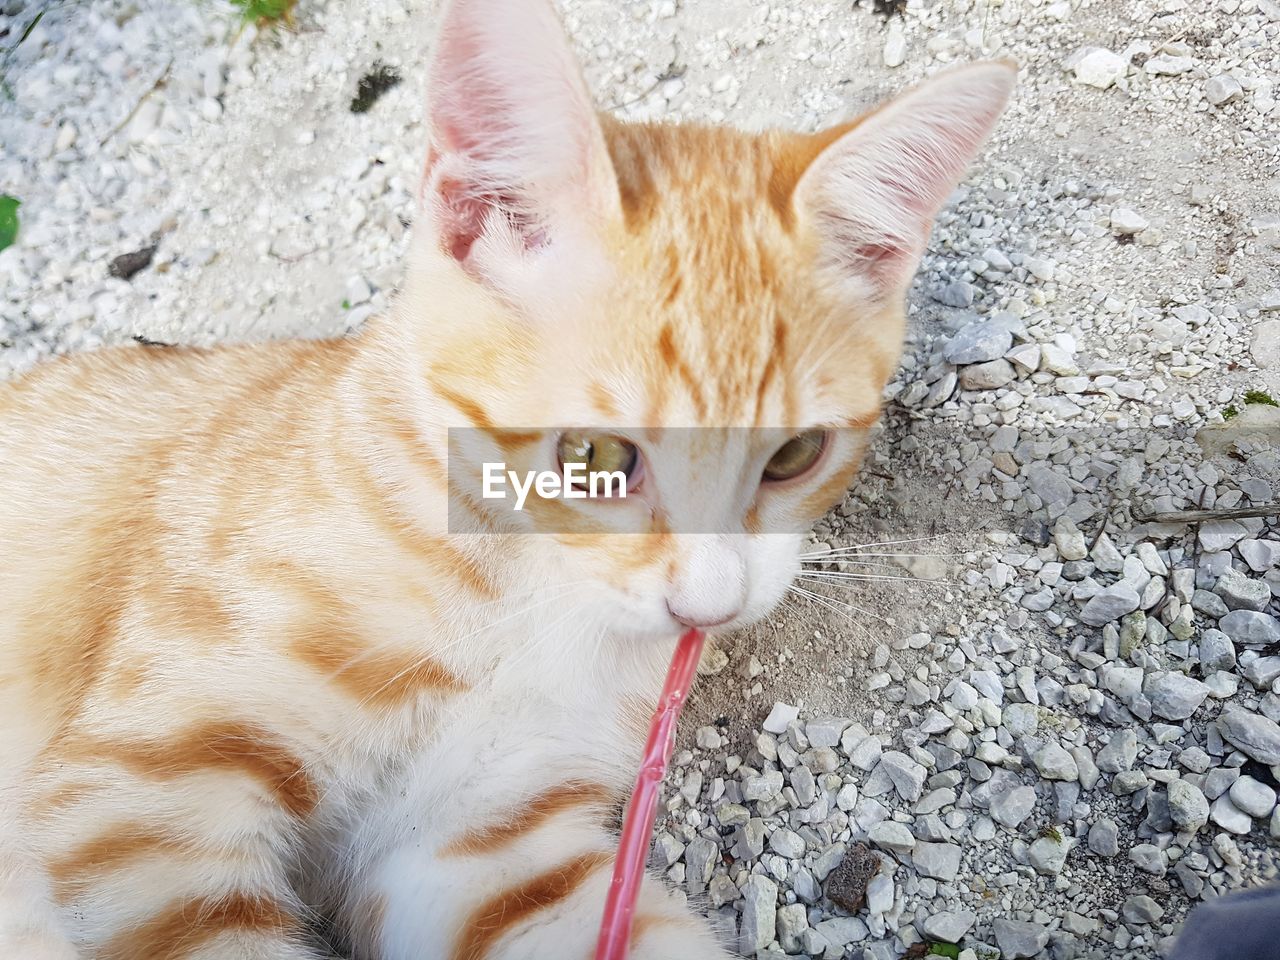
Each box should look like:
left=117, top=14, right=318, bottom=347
left=1134, top=504, right=1280, bottom=524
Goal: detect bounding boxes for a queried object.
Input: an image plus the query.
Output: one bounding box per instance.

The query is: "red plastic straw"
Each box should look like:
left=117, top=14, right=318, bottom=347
left=595, top=627, right=706, bottom=960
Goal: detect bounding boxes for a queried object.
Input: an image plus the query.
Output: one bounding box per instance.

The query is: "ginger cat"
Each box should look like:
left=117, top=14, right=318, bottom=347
left=0, top=0, right=1013, bottom=957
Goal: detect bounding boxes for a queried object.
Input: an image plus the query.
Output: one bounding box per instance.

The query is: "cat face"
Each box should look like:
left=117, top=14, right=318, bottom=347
left=402, top=0, right=1014, bottom=640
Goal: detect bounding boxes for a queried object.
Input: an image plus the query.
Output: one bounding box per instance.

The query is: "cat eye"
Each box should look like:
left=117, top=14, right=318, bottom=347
left=557, top=432, right=642, bottom=491
left=762, top=429, right=828, bottom=483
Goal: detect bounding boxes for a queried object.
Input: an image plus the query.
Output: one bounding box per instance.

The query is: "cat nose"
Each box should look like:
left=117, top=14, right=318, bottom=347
left=666, top=600, right=738, bottom=629
left=666, top=536, right=746, bottom=629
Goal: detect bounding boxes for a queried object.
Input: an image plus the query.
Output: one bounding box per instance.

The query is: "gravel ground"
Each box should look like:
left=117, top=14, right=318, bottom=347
left=2, top=0, right=1279, bottom=959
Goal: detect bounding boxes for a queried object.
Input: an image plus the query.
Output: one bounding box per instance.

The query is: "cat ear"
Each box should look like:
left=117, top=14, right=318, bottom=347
left=420, top=0, right=622, bottom=292
left=794, top=61, right=1016, bottom=301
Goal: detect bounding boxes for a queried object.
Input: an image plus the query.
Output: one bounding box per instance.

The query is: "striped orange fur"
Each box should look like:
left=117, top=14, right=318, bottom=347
left=0, top=0, right=1013, bottom=956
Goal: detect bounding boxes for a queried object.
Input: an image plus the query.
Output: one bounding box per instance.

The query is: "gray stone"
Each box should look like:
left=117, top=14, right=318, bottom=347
left=992, top=918, right=1051, bottom=958
left=1193, top=589, right=1230, bottom=620
left=1053, top=516, right=1088, bottom=561
left=1219, top=610, right=1280, bottom=647
left=1033, top=742, right=1079, bottom=781
left=1219, top=710, right=1280, bottom=765
left=1003, top=703, right=1040, bottom=738
left=922, top=910, right=977, bottom=943
left=743, top=770, right=784, bottom=802
left=868, top=821, right=915, bottom=854
left=1198, top=520, right=1249, bottom=552
left=763, top=701, right=800, bottom=734
left=1104, top=665, right=1144, bottom=701
left=814, top=917, right=869, bottom=950
left=1215, top=568, right=1272, bottom=611
left=990, top=784, right=1037, bottom=828
left=1129, top=843, right=1166, bottom=876
left=1228, top=776, right=1276, bottom=818
left=1080, top=582, right=1140, bottom=625
left=876, top=751, right=927, bottom=803
left=1029, top=834, right=1072, bottom=875
left=1145, top=672, right=1211, bottom=721
left=1026, top=465, right=1074, bottom=512
left=1111, top=207, right=1149, bottom=235
left=1088, top=818, right=1119, bottom=856
left=1210, top=794, right=1253, bottom=834
left=1245, top=657, right=1280, bottom=690
left=1071, top=47, right=1127, bottom=88
left=1205, top=74, right=1243, bottom=106
left=1097, top=729, right=1138, bottom=773
left=843, top=731, right=882, bottom=772
left=1167, top=779, right=1210, bottom=833
left=944, top=318, right=1013, bottom=365
left=1240, top=539, right=1280, bottom=572
left=768, top=827, right=806, bottom=858
left=933, top=280, right=975, bottom=308
left=733, top=819, right=767, bottom=860
left=805, top=717, right=849, bottom=748
left=959, top=358, right=1016, bottom=390
left=912, top=841, right=961, bottom=881
left=865, top=873, right=894, bottom=917
left=1122, top=895, right=1165, bottom=924
left=775, top=903, right=808, bottom=954
left=683, top=837, right=717, bottom=888
left=739, top=875, right=778, bottom=955
left=1199, top=629, right=1237, bottom=672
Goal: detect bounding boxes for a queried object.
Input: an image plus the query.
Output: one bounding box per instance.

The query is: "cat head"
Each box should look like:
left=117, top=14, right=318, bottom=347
left=399, top=0, right=1013, bottom=640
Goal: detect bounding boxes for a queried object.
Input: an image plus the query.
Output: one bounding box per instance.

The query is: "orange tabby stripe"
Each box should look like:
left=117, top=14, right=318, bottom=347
left=48, top=824, right=193, bottom=899
left=452, top=852, right=612, bottom=960
left=441, top=781, right=614, bottom=857
left=656, top=322, right=708, bottom=420
left=100, top=892, right=297, bottom=960
left=292, top=622, right=466, bottom=707
left=73, top=721, right=318, bottom=819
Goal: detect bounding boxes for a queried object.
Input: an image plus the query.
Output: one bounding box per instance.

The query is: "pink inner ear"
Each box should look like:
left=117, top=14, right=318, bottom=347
left=429, top=169, right=548, bottom=266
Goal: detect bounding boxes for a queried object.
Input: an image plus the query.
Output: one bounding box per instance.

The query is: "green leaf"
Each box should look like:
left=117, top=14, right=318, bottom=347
left=926, top=944, right=961, bottom=959
left=17, top=9, right=46, bottom=45
left=0, top=195, right=20, bottom=252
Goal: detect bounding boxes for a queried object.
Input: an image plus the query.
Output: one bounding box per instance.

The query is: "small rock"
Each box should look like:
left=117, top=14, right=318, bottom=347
left=1034, top=743, right=1080, bottom=781
left=823, top=843, right=880, bottom=913
left=739, top=875, right=778, bottom=955
left=1088, top=818, right=1120, bottom=857
left=1072, top=48, right=1127, bottom=89
left=1110, top=207, right=1149, bottom=236
left=958, top=358, right=1016, bottom=391
left=990, top=784, right=1037, bottom=828
left=768, top=827, right=806, bottom=858
left=1215, top=569, right=1271, bottom=612
left=912, top=841, right=961, bottom=881
left=1219, top=710, right=1280, bottom=764
left=1198, top=520, right=1249, bottom=552
left=868, top=821, right=915, bottom=854
left=1227, top=776, right=1276, bottom=818
left=1080, top=583, right=1140, bottom=625
left=1206, top=74, right=1243, bottom=106
left=1145, top=672, right=1210, bottom=721
left=1210, top=794, right=1253, bottom=835
left=992, top=918, right=1051, bottom=958
left=1122, top=895, right=1165, bottom=924
left=1167, top=779, right=1210, bottom=833
left=883, top=21, right=906, bottom=67
left=923, top=911, right=977, bottom=943
left=763, top=702, right=800, bottom=734
left=1029, top=833, right=1072, bottom=875
left=1219, top=610, right=1280, bottom=647
left=1129, top=843, right=1166, bottom=876
left=1199, top=629, right=1237, bottom=672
